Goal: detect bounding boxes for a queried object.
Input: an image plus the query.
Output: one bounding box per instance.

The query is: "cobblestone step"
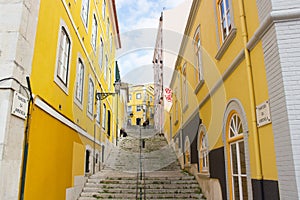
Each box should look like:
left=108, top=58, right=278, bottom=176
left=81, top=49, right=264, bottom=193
left=78, top=128, right=206, bottom=200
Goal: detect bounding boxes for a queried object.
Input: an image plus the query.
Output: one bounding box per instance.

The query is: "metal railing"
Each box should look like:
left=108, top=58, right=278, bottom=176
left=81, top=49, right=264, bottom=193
left=135, top=126, right=146, bottom=200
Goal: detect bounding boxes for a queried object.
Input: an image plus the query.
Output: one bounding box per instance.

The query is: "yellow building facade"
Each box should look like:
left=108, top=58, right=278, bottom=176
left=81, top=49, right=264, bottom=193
left=161, top=0, right=300, bottom=199
left=19, top=0, right=121, bottom=199
left=127, top=84, right=155, bottom=126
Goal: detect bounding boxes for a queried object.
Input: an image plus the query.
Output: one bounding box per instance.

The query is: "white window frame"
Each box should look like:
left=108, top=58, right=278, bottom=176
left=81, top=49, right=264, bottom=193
left=136, top=105, right=142, bottom=112
left=81, top=0, right=90, bottom=29
left=87, top=76, right=94, bottom=119
left=102, top=0, right=106, bottom=19
left=104, top=55, right=108, bottom=80
left=96, top=99, right=100, bottom=124
left=107, top=17, right=110, bottom=37
left=129, top=94, right=132, bottom=101
left=128, top=106, right=132, bottom=112
left=182, top=63, right=188, bottom=110
left=193, top=26, right=204, bottom=84
left=91, top=14, right=98, bottom=51
left=228, top=113, right=248, bottom=200
left=218, top=0, right=232, bottom=42
left=102, top=104, right=106, bottom=129
left=99, top=36, right=104, bottom=68
left=54, top=20, right=72, bottom=94
left=136, top=93, right=141, bottom=99
left=74, top=56, right=85, bottom=109
left=199, top=132, right=209, bottom=173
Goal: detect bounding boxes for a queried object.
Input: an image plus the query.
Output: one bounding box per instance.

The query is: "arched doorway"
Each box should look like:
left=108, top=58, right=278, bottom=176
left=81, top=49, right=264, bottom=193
left=184, top=136, right=191, bottom=167
left=223, top=100, right=252, bottom=200
left=85, top=150, right=90, bottom=173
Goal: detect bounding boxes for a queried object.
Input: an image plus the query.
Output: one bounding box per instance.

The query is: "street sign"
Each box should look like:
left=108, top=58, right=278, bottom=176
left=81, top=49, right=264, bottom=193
left=256, top=100, right=272, bottom=127
left=11, top=91, right=29, bottom=120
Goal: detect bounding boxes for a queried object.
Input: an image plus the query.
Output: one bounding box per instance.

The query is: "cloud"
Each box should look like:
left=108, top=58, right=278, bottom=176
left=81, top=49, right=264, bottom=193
left=115, top=0, right=186, bottom=83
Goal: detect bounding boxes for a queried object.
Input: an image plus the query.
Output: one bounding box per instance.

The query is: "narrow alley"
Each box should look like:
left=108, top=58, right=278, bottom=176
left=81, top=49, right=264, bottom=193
left=78, top=127, right=206, bottom=199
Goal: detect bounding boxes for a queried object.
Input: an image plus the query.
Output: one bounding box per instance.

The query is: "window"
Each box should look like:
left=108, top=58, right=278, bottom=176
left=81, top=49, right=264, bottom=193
left=99, top=37, right=104, bottom=68
left=87, top=77, right=94, bottom=116
left=128, top=106, right=132, bottom=112
left=218, top=0, right=232, bottom=41
left=129, top=94, right=132, bottom=101
left=227, top=112, right=248, bottom=200
left=81, top=0, right=90, bottom=28
left=136, top=105, right=142, bottom=112
left=96, top=99, right=100, bottom=124
left=199, top=129, right=209, bottom=173
left=107, top=18, right=110, bottom=37
left=91, top=14, right=98, bottom=51
left=102, top=0, right=106, bottom=19
left=55, top=24, right=71, bottom=94
left=193, top=27, right=203, bottom=84
left=102, top=104, right=106, bottom=129
left=182, top=63, right=188, bottom=109
left=136, top=93, right=141, bottom=99
left=110, top=33, right=113, bottom=52
left=150, top=96, right=153, bottom=102
left=104, top=55, right=108, bottom=80
left=75, top=58, right=84, bottom=105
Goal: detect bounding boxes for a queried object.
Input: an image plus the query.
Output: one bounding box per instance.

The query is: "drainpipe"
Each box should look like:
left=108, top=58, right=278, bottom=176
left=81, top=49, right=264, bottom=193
left=238, top=0, right=263, bottom=183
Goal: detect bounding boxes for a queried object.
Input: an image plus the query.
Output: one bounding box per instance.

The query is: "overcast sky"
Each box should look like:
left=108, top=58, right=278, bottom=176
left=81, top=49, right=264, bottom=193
left=115, top=0, right=186, bottom=85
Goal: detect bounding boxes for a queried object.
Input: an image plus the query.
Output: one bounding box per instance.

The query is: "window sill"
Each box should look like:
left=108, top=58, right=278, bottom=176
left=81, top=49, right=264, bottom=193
left=215, top=28, right=237, bottom=60
left=74, top=98, right=84, bottom=110
left=54, top=77, right=69, bottom=95
left=194, top=80, right=204, bottom=95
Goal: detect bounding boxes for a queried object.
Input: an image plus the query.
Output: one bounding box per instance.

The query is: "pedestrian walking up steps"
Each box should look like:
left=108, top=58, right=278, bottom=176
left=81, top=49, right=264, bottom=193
left=78, top=128, right=206, bottom=199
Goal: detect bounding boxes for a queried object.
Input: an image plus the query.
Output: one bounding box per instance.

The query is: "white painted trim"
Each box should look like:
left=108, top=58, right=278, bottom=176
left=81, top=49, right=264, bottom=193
left=74, top=53, right=85, bottom=110
left=54, top=18, right=73, bottom=95
left=222, top=99, right=252, bottom=200
left=34, top=97, right=103, bottom=146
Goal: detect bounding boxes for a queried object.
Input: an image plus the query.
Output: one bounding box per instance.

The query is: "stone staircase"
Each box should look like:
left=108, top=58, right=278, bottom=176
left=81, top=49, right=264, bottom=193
left=78, top=127, right=206, bottom=199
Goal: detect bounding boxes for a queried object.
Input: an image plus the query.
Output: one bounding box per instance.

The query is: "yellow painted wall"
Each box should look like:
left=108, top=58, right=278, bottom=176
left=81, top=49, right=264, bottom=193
left=166, top=0, right=278, bottom=184
left=24, top=105, right=101, bottom=200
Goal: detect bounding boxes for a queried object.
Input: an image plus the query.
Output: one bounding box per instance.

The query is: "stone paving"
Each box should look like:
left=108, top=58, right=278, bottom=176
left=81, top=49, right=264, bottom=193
left=104, top=127, right=180, bottom=173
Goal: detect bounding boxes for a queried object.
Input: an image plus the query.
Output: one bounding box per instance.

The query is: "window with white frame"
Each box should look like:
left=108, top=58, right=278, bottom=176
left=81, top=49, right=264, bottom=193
left=182, top=63, right=188, bottom=108
left=199, top=131, right=209, bottom=173
left=91, top=14, right=98, bottom=51
left=75, top=58, right=84, bottom=104
left=99, top=37, right=104, bottom=68
left=227, top=113, right=248, bottom=199
left=218, top=0, right=232, bottom=41
left=107, top=18, right=110, bottom=37
left=136, top=105, right=142, bottom=112
left=128, top=106, right=132, bottom=112
left=102, top=0, right=106, bottom=19
left=194, top=27, right=203, bottom=83
left=136, top=93, right=141, bottom=99
left=129, top=94, right=132, bottom=101
left=96, top=99, right=100, bottom=124
left=102, top=104, right=106, bottom=129
left=104, top=55, right=108, bottom=80
left=81, top=0, right=90, bottom=28
left=55, top=26, right=71, bottom=92
left=87, top=77, right=94, bottom=116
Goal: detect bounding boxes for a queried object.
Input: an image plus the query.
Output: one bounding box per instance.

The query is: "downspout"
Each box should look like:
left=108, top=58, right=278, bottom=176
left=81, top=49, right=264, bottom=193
left=238, top=0, right=263, bottom=184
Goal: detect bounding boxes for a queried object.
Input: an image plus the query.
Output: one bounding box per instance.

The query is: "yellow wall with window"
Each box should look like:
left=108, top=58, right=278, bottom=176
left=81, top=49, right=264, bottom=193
left=25, top=0, right=120, bottom=198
